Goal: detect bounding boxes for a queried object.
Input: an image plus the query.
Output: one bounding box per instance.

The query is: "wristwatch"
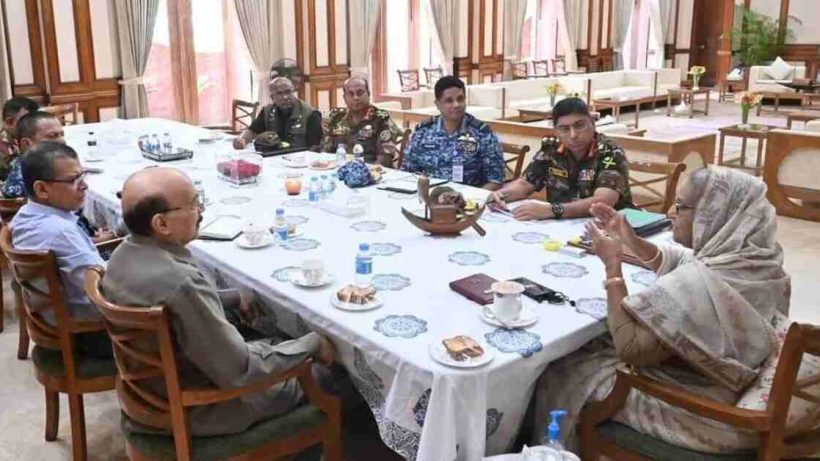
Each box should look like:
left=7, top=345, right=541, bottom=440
left=551, top=202, right=565, bottom=219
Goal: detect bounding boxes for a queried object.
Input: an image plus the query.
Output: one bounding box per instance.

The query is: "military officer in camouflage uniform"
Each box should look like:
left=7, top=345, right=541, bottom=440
left=321, top=76, right=401, bottom=167
left=488, top=98, right=632, bottom=220
left=401, top=76, right=504, bottom=190
left=234, top=77, right=323, bottom=151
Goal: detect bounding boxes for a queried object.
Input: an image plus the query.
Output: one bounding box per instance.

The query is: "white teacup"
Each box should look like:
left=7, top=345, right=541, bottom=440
left=486, top=281, right=525, bottom=324
left=300, top=259, right=325, bottom=284
left=242, top=221, right=267, bottom=245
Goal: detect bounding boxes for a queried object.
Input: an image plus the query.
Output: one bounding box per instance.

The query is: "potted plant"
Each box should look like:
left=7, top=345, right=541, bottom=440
left=730, top=9, right=794, bottom=68
left=688, top=66, right=706, bottom=89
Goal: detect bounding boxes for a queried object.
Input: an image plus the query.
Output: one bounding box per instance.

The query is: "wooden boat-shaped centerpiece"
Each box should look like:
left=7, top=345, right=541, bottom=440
left=401, top=176, right=486, bottom=236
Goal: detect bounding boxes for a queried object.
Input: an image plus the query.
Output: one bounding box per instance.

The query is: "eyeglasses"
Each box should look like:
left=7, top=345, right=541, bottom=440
left=43, top=170, right=89, bottom=188
left=161, top=194, right=204, bottom=214
left=555, top=119, right=591, bottom=136
left=674, top=198, right=695, bottom=215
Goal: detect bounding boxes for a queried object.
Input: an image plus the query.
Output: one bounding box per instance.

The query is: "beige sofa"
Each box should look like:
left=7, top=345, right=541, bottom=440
left=587, top=70, right=657, bottom=101
left=654, top=68, right=683, bottom=97
left=748, top=64, right=807, bottom=93
left=379, top=89, right=436, bottom=110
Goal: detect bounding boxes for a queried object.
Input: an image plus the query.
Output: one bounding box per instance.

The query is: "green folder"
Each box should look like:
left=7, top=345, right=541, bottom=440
left=619, top=208, right=667, bottom=229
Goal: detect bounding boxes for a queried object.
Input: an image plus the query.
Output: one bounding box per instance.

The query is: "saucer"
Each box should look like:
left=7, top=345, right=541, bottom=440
left=309, top=161, right=336, bottom=170
left=330, top=293, right=384, bottom=312
left=428, top=338, right=494, bottom=368
left=480, top=305, right=538, bottom=329
left=84, top=156, right=104, bottom=163
left=234, top=233, right=274, bottom=249
left=291, top=271, right=334, bottom=288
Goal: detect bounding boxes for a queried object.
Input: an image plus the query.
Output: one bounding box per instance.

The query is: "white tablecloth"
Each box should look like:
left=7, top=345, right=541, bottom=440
left=67, top=119, right=666, bottom=461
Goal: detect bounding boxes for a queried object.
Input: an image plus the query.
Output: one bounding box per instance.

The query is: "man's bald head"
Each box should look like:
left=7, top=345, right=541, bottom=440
left=121, top=167, right=194, bottom=237
left=342, top=75, right=371, bottom=112
left=343, top=75, right=370, bottom=95
left=269, top=76, right=297, bottom=108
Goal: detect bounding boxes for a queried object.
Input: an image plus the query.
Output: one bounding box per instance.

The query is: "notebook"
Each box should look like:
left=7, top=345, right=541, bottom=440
left=198, top=215, right=243, bottom=241
left=619, top=208, right=670, bottom=237
left=449, top=273, right=498, bottom=305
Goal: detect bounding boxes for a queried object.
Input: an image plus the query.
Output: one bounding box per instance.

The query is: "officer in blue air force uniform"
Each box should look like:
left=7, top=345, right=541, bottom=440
left=401, top=76, right=504, bottom=190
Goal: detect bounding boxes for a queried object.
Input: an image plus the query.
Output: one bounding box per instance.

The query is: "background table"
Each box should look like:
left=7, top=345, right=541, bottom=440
left=666, top=87, right=711, bottom=118
left=717, top=123, right=778, bottom=176
left=67, top=119, right=666, bottom=461
left=592, top=97, right=642, bottom=128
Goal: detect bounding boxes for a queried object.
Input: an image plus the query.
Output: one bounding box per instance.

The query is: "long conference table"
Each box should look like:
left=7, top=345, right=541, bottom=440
left=66, top=119, right=666, bottom=461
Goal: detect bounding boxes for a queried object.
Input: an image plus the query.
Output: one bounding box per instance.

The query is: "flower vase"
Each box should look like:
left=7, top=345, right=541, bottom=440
left=549, top=94, right=556, bottom=107
left=692, top=76, right=700, bottom=90
left=739, top=105, right=751, bottom=129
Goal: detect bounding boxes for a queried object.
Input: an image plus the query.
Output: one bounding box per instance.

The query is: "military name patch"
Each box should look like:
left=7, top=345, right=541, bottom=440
left=549, top=167, right=568, bottom=178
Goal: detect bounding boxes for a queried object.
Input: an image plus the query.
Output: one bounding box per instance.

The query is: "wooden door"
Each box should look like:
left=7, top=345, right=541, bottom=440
left=690, top=0, right=733, bottom=86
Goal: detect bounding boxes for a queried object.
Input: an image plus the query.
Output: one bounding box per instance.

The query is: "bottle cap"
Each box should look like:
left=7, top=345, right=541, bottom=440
left=359, top=243, right=369, bottom=251
left=275, top=208, right=284, bottom=215
left=547, top=410, right=567, bottom=441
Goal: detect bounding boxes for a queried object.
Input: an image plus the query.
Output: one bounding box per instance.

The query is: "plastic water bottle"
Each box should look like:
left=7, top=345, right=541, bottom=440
left=308, top=177, right=321, bottom=202
left=325, top=175, right=337, bottom=195
left=352, top=143, right=364, bottom=162
left=542, top=410, right=568, bottom=451
left=151, top=134, right=161, bottom=153
left=193, top=180, right=206, bottom=207
left=273, top=208, right=288, bottom=243
left=355, top=243, right=372, bottom=287
left=87, top=132, right=98, bottom=159
left=335, top=144, right=347, bottom=166
left=162, top=132, right=173, bottom=154
left=320, top=175, right=331, bottom=198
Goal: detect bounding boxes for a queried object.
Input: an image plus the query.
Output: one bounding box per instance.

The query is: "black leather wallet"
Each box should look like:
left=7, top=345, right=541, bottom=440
left=509, top=277, right=575, bottom=305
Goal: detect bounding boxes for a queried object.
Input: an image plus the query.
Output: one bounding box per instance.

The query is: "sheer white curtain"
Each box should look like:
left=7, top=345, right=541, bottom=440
left=115, top=0, right=160, bottom=118
left=428, top=0, right=457, bottom=75
left=558, top=0, right=582, bottom=71
left=348, top=0, right=382, bottom=75
left=648, top=0, right=673, bottom=69
left=234, top=0, right=283, bottom=104
left=0, top=8, right=11, bottom=104
left=503, top=0, right=528, bottom=79
left=612, top=0, right=634, bottom=70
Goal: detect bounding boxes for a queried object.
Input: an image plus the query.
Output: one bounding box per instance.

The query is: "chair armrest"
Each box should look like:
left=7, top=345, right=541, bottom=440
left=95, top=237, right=125, bottom=255
left=615, top=368, right=771, bottom=431
left=68, top=317, right=108, bottom=334
left=181, top=359, right=315, bottom=407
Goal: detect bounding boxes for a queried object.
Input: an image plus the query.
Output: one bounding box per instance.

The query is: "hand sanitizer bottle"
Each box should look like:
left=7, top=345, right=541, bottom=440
left=542, top=410, right=568, bottom=451
left=336, top=143, right=347, bottom=166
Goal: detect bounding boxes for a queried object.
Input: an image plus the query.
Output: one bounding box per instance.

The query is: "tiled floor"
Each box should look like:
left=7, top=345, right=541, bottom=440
left=0, top=96, right=817, bottom=460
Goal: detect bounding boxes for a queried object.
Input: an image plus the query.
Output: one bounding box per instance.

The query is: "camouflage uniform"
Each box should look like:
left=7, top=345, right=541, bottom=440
left=0, top=129, right=19, bottom=181
left=248, top=101, right=323, bottom=149
left=321, top=105, right=402, bottom=166
left=401, top=113, right=504, bottom=187
left=523, top=133, right=633, bottom=209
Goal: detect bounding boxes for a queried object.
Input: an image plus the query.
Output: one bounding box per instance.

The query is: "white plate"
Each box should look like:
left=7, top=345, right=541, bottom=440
left=84, top=156, right=104, bottom=163
left=330, top=293, right=384, bottom=311
left=428, top=338, right=494, bottom=368
left=480, top=305, right=538, bottom=329
left=288, top=162, right=308, bottom=169
left=309, top=162, right=336, bottom=170
left=234, top=233, right=274, bottom=249
left=291, top=271, right=334, bottom=288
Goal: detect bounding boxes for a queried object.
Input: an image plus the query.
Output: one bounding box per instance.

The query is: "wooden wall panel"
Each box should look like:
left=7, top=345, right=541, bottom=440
left=3, top=0, right=47, bottom=102
left=298, top=0, right=348, bottom=111
left=477, top=0, right=502, bottom=82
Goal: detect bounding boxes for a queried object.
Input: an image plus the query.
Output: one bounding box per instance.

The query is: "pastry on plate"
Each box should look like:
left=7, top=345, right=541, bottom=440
left=336, top=284, right=377, bottom=304
left=442, top=335, right=484, bottom=361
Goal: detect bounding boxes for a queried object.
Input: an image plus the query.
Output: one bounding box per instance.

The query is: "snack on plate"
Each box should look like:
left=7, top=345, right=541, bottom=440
left=442, top=335, right=484, bottom=361
left=311, top=159, right=333, bottom=169
left=336, top=284, right=377, bottom=304
left=369, top=164, right=384, bottom=173
left=464, top=199, right=478, bottom=212
left=288, top=223, right=297, bottom=235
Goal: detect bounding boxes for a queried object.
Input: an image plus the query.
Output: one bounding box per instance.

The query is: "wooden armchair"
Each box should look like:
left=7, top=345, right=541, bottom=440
left=397, top=69, right=422, bottom=92
left=423, top=65, right=444, bottom=87
left=627, top=160, right=686, bottom=213
left=763, top=129, right=820, bottom=222
left=580, top=321, right=820, bottom=461
left=42, top=103, right=80, bottom=125
left=394, top=128, right=412, bottom=170
left=85, top=266, right=342, bottom=461
left=0, top=226, right=116, bottom=461
left=551, top=58, right=566, bottom=75
left=204, top=99, right=260, bottom=135
left=532, top=60, right=550, bottom=77
left=0, top=197, right=29, bottom=360
left=501, top=142, right=530, bottom=182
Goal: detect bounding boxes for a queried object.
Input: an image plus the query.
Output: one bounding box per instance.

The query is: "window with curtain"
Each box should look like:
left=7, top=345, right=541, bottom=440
left=143, top=0, right=254, bottom=125
left=383, top=0, right=442, bottom=93
left=519, top=0, right=561, bottom=62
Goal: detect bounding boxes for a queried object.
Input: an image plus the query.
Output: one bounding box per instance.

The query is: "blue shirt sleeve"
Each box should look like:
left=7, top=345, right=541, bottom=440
left=2, top=161, right=24, bottom=198
left=482, top=131, right=505, bottom=184
left=400, top=129, right=423, bottom=173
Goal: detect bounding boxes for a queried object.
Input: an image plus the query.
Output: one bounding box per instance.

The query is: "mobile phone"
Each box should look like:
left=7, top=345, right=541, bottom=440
left=509, top=277, right=574, bottom=305
left=377, top=186, right=417, bottom=194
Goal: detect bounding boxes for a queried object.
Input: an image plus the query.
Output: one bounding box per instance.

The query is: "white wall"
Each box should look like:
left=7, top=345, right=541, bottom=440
left=4, top=0, right=34, bottom=85
left=785, top=0, right=820, bottom=44
left=90, top=0, right=121, bottom=79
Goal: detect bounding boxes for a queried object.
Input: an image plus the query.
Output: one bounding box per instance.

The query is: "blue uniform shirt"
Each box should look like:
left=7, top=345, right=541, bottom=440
left=401, top=113, right=504, bottom=187
left=2, top=159, right=24, bottom=198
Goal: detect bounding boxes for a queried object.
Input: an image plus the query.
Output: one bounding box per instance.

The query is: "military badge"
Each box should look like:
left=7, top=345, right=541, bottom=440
left=456, top=134, right=477, bottom=155
left=358, top=124, right=373, bottom=140
left=601, top=156, right=616, bottom=168
left=378, top=129, right=392, bottom=142
left=579, top=169, right=595, bottom=181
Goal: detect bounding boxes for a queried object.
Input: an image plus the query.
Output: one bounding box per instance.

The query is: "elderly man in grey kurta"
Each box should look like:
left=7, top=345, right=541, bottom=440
left=101, top=167, right=337, bottom=436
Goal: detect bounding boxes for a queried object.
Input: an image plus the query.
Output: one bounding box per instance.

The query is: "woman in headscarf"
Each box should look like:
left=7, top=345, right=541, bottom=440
left=533, top=167, right=799, bottom=453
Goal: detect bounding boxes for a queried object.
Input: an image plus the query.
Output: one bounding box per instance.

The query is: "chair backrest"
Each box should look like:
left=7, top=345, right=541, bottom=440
left=84, top=266, right=191, bottom=454
left=551, top=58, right=566, bottom=75
left=397, top=69, right=421, bottom=92
left=231, top=99, right=259, bottom=134
left=763, top=129, right=820, bottom=222
left=0, top=226, right=102, bottom=390
left=394, top=128, right=412, bottom=169
left=532, top=60, right=549, bottom=77
left=500, top=142, right=530, bottom=182
left=627, top=160, right=686, bottom=213
left=512, top=61, right=529, bottom=80
left=423, top=66, right=443, bottom=86
left=0, top=197, right=26, bottom=223
left=42, top=103, right=80, bottom=125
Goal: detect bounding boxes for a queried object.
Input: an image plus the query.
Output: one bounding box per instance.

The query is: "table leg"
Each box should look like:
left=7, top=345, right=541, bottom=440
left=718, top=133, right=725, bottom=166
left=788, top=117, right=793, bottom=129
left=634, top=103, right=640, bottom=128
left=705, top=90, right=710, bottom=115
left=614, top=106, right=620, bottom=122
left=775, top=95, right=780, bottom=112
left=666, top=93, right=672, bottom=116
left=740, top=137, right=747, bottom=167
left=689, top=93, right=694, bottom=118
left=757, top=103, right=762, bottom=116
left=756, top=138, right=764, bottom=176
